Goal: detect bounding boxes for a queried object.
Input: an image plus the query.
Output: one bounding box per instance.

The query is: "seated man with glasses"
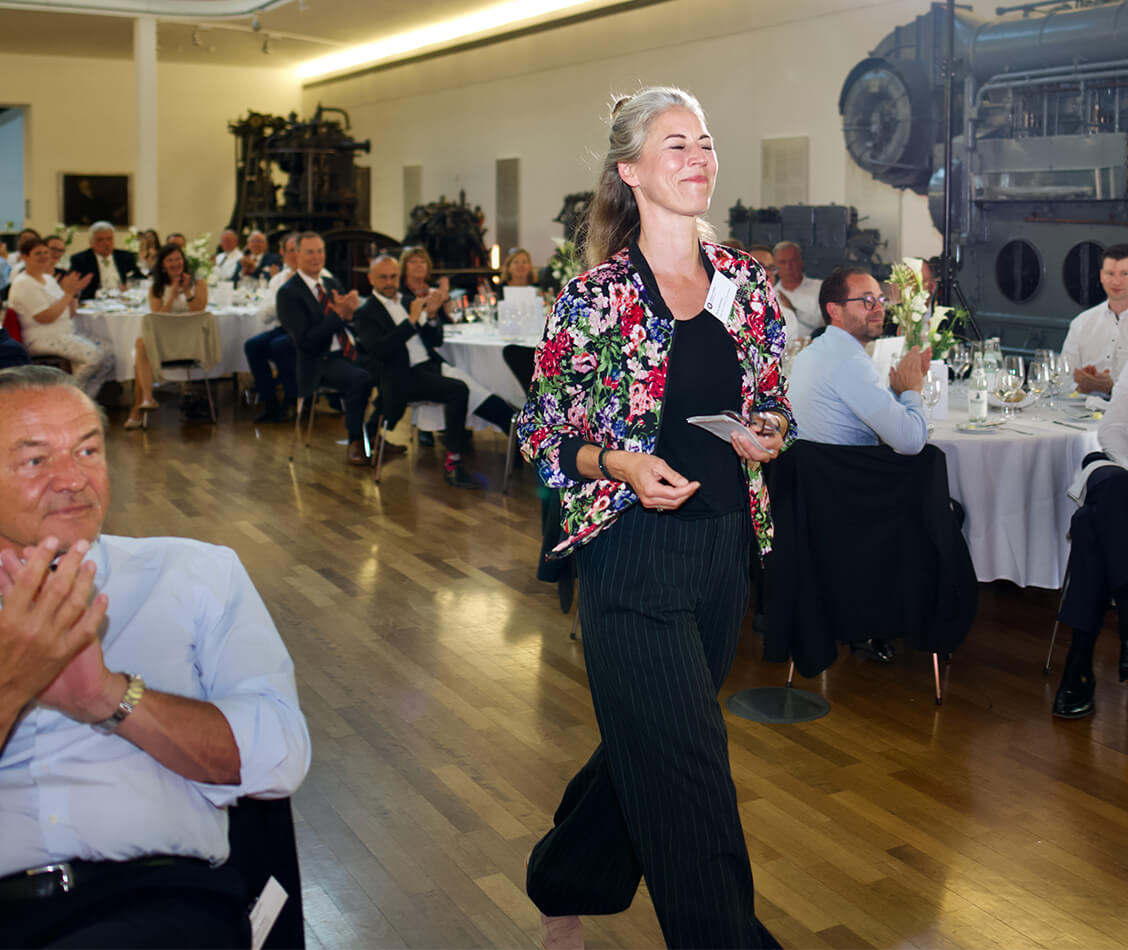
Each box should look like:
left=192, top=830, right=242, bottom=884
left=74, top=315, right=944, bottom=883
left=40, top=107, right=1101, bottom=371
left=785, top=267, right=931, bottom=663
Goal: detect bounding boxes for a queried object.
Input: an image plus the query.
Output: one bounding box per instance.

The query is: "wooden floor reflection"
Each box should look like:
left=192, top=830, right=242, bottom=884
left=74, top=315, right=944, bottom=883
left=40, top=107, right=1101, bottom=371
left=104, top=395, right=1128, bottom=949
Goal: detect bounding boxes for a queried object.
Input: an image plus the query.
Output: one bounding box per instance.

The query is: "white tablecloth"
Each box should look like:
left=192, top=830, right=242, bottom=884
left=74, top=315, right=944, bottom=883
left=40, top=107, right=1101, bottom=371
left=931, top=391, right=1100, bottom=589
left=75, top=305, right=260, bottom=382
left=407, top=322, right=540, bottom=431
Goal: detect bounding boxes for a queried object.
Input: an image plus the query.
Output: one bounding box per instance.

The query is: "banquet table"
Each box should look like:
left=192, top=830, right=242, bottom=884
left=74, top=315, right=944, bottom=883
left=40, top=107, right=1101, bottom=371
left=404, top=321, right=541, bottom=431
left=930, top=389, right=1101, bottom=589
left=75, top=299, right=262, bottom=383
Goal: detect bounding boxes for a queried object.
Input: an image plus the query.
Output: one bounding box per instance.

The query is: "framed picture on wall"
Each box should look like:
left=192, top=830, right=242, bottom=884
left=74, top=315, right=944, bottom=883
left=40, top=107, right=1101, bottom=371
left=59, top=173, right=131, bottom=227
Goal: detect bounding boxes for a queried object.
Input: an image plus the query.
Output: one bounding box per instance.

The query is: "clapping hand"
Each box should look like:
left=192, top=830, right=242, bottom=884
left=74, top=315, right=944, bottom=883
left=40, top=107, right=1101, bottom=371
left=59, top=271, right=93, bottom=297
left=330, top=289, right=360, bottom=321
left=1074, top=364, right=1113, bottom=394
left=0, top=537, right=110, bottom=720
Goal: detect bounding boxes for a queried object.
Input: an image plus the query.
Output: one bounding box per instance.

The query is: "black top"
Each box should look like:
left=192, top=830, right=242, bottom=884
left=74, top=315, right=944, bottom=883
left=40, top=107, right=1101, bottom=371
left=630, top=242, right=745, bottom=518
left=654, top=311, right=746, bottom=517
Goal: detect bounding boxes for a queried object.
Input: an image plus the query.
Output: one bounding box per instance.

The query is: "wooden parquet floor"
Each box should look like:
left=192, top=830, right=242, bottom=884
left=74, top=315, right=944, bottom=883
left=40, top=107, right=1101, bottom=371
left=103, top=393, right=1128, bottom=950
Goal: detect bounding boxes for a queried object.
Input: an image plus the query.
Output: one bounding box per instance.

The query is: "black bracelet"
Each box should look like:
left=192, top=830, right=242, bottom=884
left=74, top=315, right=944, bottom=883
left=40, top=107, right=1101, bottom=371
left=597, top=446, right=613, bottom=480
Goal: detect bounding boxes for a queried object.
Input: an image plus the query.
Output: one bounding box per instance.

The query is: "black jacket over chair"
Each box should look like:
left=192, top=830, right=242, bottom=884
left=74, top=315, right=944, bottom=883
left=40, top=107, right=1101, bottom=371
left=763, top=440, right=977, bottom=678
left=68, top=248, right=141, bottom=300
left=350, top=294, right=444, bottom=426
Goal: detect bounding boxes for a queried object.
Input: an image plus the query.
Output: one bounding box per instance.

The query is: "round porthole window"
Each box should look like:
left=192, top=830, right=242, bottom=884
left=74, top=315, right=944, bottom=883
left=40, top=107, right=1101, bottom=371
left=995, top=240, right=1042, bottom=303
left=1062, top=241, right=1105, bottom=307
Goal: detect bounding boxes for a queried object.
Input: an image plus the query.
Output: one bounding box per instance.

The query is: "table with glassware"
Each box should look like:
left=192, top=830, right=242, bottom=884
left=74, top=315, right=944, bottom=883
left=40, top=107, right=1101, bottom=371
left=926, top=345, right=1101, bottom=589
left=74, top=288, right=264, bottom=383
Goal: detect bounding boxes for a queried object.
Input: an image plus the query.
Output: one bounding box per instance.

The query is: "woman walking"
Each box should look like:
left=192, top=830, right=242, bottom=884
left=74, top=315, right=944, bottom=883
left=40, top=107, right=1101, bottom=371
left=518, top=87, right=792, bottom=948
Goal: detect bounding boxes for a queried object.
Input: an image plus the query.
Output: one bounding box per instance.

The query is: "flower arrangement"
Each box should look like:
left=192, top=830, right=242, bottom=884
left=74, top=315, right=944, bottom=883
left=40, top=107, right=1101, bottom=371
left=886, top=257, right=965, bottom=360
left=122, top=226, right=141, bottom=254
left=547, top=237, right=584, bottom=288
left=53, top=223, right=77, bottom=247
left=184, top=233, right=214, bottom=281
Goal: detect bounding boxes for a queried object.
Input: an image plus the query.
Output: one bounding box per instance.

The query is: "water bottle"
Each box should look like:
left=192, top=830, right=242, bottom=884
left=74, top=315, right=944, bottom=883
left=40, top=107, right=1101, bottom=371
left=968, top=359, right=989, bottom=422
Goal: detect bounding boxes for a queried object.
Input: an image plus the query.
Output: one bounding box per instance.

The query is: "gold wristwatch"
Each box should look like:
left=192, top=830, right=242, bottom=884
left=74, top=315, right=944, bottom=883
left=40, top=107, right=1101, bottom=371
left=92, top=673, right=145, bottom=735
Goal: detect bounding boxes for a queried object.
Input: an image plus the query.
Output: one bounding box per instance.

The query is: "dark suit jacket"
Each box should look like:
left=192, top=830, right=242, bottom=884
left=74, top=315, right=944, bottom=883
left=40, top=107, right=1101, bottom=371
left=762, top=440, right=977, bottom=677
left=351, top=294, right=444, bottom=424
left=276, top=272, right=349, bottom=397
left=69, top=248, right=140, bottom=300
left=234, top=252, right=283, bottom=284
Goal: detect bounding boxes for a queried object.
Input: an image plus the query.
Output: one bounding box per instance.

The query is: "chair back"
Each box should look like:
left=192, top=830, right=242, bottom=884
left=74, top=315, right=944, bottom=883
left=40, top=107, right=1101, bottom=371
left=3, top=307, right=23, bottom=343
left=763, top=440, right=977, bottom=677
left=141, top=311, right=221, bottom=381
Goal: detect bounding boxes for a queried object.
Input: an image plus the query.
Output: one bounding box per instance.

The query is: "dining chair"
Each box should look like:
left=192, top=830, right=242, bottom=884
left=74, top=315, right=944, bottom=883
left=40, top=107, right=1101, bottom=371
left=140, top=311, right=221, bottom=425
left=760, top=441, right=977, bottom=705
left=371, top=400, right=444, bottom=482
left=4, top=307, right=73, bottom=373
left=289, top=386, right=372, bottom=461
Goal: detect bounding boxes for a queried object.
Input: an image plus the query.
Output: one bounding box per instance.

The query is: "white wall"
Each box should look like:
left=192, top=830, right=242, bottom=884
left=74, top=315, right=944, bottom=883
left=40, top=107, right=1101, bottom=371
left=0, top=52, right=300, bottom=247
left=304, top=0, right=991, bottom=268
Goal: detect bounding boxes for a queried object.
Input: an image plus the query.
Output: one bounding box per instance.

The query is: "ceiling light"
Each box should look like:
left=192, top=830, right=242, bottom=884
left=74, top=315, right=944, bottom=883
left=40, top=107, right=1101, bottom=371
left=296, top=0, right=601, bottom=80
left=251, top=14, right=260, bottom=31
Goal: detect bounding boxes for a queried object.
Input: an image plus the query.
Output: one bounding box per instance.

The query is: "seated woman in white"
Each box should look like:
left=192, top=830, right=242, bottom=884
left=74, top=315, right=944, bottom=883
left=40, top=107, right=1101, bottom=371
left=125, top=243, right=209, bottom=429
left=7, top=235, right=113, bottom=397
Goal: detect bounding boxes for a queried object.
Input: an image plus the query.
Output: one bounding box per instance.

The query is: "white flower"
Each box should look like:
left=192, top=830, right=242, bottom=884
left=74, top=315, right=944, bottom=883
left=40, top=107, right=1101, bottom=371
left=902, top=256, right=924, bottom=290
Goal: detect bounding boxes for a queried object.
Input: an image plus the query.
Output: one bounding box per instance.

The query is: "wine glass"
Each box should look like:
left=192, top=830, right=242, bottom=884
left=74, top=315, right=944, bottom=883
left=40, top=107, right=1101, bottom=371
left=994, top=357, right=1024, bottom=417
left=1027, top=356, right=1052, bottom=418
left=922, top=370, right=943, bottom=434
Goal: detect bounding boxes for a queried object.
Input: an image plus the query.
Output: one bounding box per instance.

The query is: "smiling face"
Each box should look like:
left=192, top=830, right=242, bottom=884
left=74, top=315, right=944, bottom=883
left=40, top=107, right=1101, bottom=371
left=90, top=228, right=114, bottom=257
left=506, top=251, right=533, bottom=285
left=0, top=386, right=109, bottom=551
left=219, top=230, right=239, bottom=254
left=281, top=236, right=299, bottom=271
left=828, top=272, right=886, bottom=344
left=775, top=245, right=804, bottom=291
left=24, top=243, right=52, bottom=278
left=296, top=236, right=325, bottom=279
left=403, top=252, right=429, bottom=287
left=162, top=248, right=186, bottom=281
left=248, top=231, right=267, bottom=256
left=369, top=257, right=400, bottom=300
left=618, top=106, right=717, bottom=224
left=1100, top=254, right=1128, bottom=311
left=46, top=238, right=66, bottom=265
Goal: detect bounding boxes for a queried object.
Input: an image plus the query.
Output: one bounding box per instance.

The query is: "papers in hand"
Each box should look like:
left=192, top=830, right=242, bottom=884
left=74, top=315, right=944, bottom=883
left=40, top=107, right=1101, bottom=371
left=686, top=411, right=769, bottom=452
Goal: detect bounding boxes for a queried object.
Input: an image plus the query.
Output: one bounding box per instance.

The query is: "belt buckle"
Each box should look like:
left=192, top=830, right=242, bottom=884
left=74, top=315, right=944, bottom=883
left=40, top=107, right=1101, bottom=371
left=26, top=862, right=74, bottom=894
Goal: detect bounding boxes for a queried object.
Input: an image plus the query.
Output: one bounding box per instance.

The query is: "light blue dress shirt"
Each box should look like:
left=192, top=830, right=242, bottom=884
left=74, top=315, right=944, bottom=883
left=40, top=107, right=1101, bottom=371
left=0, top=535, right=311, bottom=876
left=787, top=325, right=927, bottom=455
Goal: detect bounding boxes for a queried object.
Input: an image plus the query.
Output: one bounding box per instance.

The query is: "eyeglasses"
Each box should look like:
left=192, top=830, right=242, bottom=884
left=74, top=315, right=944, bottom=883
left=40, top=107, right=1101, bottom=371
left=838, top=294, right=888, bottom=312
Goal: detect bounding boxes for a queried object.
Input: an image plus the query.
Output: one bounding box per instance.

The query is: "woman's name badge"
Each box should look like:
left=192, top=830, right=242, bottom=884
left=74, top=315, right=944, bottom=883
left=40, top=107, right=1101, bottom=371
left=704, top=271, right=737, bottom=322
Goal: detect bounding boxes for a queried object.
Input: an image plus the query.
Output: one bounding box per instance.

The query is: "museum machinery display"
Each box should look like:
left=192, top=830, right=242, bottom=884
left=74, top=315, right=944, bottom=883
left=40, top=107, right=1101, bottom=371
left=840, top=0, right=1128, bottom=350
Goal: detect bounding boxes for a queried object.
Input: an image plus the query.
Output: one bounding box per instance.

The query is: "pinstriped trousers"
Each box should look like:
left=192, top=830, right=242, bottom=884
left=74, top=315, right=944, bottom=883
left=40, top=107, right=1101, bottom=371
left=527, top=505, right=779, bottom=949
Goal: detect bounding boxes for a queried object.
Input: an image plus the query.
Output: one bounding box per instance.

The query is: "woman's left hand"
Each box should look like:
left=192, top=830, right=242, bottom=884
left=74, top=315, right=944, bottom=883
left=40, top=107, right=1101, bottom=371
left=730, top=422, right=783, bottom=463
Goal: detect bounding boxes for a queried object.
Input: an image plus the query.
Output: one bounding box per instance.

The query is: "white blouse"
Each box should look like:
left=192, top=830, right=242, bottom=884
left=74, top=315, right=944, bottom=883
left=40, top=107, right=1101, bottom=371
left=7, top=271, right=72, bottom=346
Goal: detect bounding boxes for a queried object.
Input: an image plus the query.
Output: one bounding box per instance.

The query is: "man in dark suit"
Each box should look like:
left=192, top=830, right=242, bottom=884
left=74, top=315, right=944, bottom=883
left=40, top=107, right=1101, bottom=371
left=347, top=254, right=515, bottom=488
left=235, top=230, right=283, bottom=285
left=68, top=222, right=140, bottom=300
left=276, top=231, right=374, bottom=466
left=0, top=328, right=30, bottom=369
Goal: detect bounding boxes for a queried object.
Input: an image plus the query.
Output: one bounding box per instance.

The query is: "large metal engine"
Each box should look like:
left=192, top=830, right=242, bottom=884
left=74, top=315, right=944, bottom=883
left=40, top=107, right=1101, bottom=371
left=840, top=0, right=1128, bottom=350
left=227, top=105, right=371, bottom=236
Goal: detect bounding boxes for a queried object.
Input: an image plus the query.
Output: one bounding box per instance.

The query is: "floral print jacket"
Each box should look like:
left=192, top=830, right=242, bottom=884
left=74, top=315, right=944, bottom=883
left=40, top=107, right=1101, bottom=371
left=517, top=240, right=796, bottom=558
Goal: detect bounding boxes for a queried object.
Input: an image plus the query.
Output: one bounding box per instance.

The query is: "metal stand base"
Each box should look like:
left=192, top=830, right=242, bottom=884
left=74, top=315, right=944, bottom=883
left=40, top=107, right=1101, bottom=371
left=725, top=687, right=830, bottom=725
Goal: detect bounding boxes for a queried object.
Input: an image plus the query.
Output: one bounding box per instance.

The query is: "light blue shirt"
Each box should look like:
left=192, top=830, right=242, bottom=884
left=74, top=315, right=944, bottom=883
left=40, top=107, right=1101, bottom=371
left=788, top=325, right=927, bottom=455
left=0, top=535, right=311, bottom=876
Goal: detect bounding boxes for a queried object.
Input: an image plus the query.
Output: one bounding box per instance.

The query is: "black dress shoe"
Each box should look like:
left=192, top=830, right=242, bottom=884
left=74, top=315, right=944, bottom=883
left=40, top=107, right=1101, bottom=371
left=850, top=638, right=896, bottom=663
left=1118, top=640, right=1128, bottom=683
left=418, top=430, right=435, bottom=447
left=1053, top=669, right=1095, bottom=719
left=444, top=463, right=479, bottom=489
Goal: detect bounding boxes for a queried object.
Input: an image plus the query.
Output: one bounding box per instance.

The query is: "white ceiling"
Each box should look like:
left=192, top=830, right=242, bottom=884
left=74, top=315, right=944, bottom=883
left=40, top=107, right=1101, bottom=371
left=0, top=0, right=637, bottom=70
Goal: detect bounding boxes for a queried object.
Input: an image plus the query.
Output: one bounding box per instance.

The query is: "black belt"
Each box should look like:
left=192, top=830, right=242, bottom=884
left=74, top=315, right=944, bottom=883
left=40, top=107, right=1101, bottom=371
left=0, top=855, right=210, bottom=902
